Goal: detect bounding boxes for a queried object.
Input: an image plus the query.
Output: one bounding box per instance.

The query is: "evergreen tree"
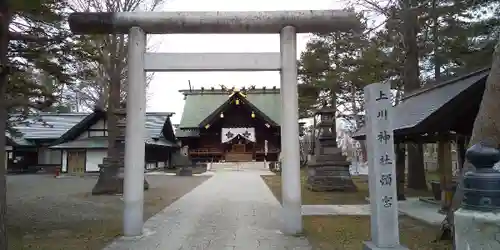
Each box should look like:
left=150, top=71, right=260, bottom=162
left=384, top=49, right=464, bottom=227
left=0, top=0, right=84, bottom=247
left=418, top=0, right=500, bottom=81
left=298, top=10, right=395, bottom=123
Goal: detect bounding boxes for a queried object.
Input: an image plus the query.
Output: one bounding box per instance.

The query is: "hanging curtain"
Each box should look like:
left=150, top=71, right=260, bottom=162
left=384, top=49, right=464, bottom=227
left=221, top=128, right=256, bottom=143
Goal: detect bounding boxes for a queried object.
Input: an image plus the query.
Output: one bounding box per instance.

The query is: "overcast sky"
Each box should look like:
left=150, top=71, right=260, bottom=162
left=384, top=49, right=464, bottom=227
left=146, top=0, right=349, bottom=124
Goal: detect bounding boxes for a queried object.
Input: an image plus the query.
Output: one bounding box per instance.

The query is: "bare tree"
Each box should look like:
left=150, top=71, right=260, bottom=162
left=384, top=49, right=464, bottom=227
left=67, top=0, right=161, bottom=111
left=68, top=0, right=165, bottom=194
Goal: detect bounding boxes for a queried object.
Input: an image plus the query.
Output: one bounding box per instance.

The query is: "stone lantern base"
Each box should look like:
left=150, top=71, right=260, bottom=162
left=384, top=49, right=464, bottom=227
left=306, top=147, right=357, bottom=192
left=91, top=108, right=149, bottom=195
left=92, top=163, right=150, bottom=195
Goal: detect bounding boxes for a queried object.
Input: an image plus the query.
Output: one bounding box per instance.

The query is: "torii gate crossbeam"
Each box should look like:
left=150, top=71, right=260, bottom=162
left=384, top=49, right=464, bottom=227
left=68, top=10, right=360, bottom=238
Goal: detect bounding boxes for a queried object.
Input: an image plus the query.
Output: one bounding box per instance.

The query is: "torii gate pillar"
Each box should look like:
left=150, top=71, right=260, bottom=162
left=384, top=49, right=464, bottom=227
left=68, top=10, right=360, bottom=237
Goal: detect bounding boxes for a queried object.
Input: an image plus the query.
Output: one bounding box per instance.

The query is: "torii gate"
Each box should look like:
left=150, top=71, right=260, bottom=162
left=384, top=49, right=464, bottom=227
left=68, top=10, right=360, bottom=237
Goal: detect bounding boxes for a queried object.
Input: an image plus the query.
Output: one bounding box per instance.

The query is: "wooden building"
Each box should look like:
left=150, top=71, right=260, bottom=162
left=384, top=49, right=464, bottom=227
left=176, top=87, right=282, bottom=162
left=6, top=113, right=88, bottom=173
left=5, top=110, right=177, bottom=174
left=50, top=109, right=177, bottom=174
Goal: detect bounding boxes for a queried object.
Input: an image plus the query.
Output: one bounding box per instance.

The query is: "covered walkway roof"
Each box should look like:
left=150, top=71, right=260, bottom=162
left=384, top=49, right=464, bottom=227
left=353, top=68, right=489, bottom=141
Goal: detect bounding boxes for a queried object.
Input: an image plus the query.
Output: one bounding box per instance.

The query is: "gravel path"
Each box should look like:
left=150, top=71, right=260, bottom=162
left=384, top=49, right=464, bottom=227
left=7, top=174, right=210, bottom=250
left=105, top=171, right=311, bottom=250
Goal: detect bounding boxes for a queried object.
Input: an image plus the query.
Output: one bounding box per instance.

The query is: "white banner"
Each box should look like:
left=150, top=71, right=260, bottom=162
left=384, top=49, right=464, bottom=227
left=221, top=127, right=256, bottom=143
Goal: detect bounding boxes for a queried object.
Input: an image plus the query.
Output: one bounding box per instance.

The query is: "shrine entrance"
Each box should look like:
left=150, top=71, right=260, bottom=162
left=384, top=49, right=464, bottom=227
left=68, top=9, right=359, bottom=237
left=222, top=127, right=255, bottom=162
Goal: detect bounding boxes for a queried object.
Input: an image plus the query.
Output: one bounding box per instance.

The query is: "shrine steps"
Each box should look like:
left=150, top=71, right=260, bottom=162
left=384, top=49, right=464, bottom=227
left=207, top=161, right=270, bottom=172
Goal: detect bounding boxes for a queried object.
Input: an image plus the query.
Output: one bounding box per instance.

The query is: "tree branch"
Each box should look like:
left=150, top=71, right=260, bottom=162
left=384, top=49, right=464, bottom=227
left=5, top=98, right=54, bottom=109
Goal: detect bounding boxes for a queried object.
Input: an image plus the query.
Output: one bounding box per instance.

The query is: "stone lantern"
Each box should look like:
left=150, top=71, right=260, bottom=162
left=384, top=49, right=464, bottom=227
left=316, top=106, right=337, bottom=148
left=306, top=103, right=357, bottom=191
left=92, top=103, right=149, bottom=195
left=461, top=142, right=500, bottom=211
left=454, top=141, right=500, bottom=250
left=299, top=122, right=306, bottom=137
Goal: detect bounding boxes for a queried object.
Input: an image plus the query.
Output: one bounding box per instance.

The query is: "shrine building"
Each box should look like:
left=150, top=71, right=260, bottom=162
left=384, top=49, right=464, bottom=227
left=175, top=87, right=282, bottom=162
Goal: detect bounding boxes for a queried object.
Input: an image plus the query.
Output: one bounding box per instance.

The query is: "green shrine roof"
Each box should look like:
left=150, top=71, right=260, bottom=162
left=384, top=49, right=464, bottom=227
left=178, top=88, right=282, bottom=129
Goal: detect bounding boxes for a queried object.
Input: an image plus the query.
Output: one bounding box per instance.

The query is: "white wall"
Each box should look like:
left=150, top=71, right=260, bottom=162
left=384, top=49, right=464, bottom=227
left=91, top=119, right=106, bottom=130
left=85, top=149, right=107, bottom=172
left=61, top=151, right=68, bottom=172
left=61, top=148, right=170, bottom=174
left=77, top=119, right=108, bottom=139
left=5, top=146, right=12, bottom=169
left=146, top=162, right=157, bottom=170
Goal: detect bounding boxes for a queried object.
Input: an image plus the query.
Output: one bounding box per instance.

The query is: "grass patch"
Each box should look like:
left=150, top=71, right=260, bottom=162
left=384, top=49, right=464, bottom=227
left=261, top=169, right=433, bottom=205
left=261, top=170, right=452, bottom=250
left=8, top=221, right=122, bottom=250
left=262, top=172, right=367, bottom=205
left=304, top=216, right=451, bottom=250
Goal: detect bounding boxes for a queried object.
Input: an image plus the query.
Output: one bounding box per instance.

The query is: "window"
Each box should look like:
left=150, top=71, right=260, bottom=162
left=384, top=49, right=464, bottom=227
left=88, top=129, right=108, bottom=137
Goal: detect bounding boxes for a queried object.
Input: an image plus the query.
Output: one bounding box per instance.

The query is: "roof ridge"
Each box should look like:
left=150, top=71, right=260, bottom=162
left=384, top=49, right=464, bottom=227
left=179, top=87, right=280, bottom=95
left=10, top=112, right=90, bottom=116
left=10, top=112, right=175, bottom=116
left=402, top=67, right=490, bottom=100
left=145, top=112, right=175, bottom=116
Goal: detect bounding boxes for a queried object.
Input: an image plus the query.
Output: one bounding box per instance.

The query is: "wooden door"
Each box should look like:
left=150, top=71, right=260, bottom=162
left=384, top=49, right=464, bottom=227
left=67, top=150, right=85, bottom=174
left=232, top=144, right=245, bottom=153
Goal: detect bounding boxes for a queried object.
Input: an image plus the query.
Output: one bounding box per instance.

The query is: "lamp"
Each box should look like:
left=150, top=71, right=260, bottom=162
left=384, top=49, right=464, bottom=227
left=205, top=124, right=210, bottom=129
left=251, top=111, right=255, bottom=118
left=220, top=112, right=224, bottom=118
left=235, top=99, right=240, bottom=105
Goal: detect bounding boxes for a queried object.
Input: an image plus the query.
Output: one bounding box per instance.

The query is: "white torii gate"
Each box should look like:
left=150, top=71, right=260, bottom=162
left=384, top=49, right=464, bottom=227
left=68, top=10, right=360, bottom=237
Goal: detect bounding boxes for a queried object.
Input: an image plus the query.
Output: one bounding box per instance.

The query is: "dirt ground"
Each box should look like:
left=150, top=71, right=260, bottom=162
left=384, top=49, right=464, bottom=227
left=7, top=174, right=210, bottom=250
left=261, top=171, right=452, bottom=250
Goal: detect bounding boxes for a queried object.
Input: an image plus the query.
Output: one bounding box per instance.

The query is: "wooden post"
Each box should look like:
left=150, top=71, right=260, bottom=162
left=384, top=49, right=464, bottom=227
left=437, top=138, right=453, bottom=212
left=395, top=143, right=406, bottom=200
left=456, top=135, right=467, bottom=170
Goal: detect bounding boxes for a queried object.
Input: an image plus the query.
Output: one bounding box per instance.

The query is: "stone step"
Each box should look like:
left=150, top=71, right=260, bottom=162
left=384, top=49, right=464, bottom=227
left=102, top=156, right=125, bottom=161
left=309, top=161, right=350, bottom=167
left=115, top=109, right=126, bottom=115
left=102, top=158, right=124, bottom=165
left=208, top=162, right=270, bottom=172
left=306, top=177, right=357, bottom=192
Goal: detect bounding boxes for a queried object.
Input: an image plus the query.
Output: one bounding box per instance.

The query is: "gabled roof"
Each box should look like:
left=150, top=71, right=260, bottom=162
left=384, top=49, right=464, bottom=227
left=353, top=68, right=489, bottom=140
left=7, top=112, right=89, bottom=145
left=178, top=88, right=281, bottom=128
left=50, top=136, right=177, bottom=149
left=52, top=110, right=177, bottom=146
left=198, top=91, right=279, bottom=128
left=6, top=133, right=35, bottom=146
left=175, top=128, right=200, bottom=138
